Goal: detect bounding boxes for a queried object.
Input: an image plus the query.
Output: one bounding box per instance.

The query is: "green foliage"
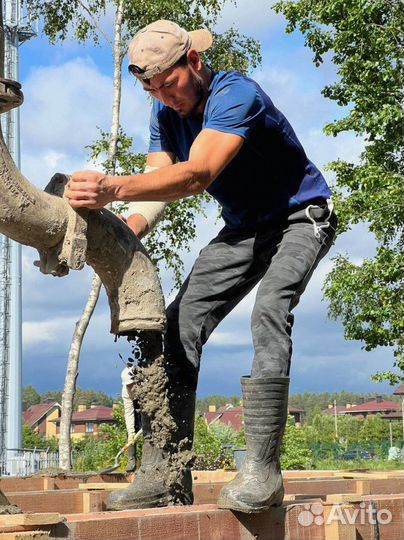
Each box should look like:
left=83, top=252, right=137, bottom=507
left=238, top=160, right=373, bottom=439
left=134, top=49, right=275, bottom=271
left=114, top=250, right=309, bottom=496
left=73, top=401, right=139, bottom=472
left=209, top=421, right=245, bottom=448
left=22, top=423, right=59, bottom=451
left=274, top=0, right=404, bottom=384
left=23, top=385, right=41, bottom=408
left=25, top=0, right=262, bottom=72
left=305, top=413, right=365, bottom=449
left=281, top=416, right=313, bottom=470
left=41, top=387, right=113, bottom=408
left=304, top=412, right=403, bottom=462
left=324, top=250, right=404, bottom=385
left=192, top=415, right=236, bottom=470
left=87, top=127, right=146, bottom=178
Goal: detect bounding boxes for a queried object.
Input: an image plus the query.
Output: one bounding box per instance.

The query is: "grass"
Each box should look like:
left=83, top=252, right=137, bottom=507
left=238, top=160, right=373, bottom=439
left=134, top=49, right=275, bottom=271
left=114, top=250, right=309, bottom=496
left=312, top=458, right=403, bottom=471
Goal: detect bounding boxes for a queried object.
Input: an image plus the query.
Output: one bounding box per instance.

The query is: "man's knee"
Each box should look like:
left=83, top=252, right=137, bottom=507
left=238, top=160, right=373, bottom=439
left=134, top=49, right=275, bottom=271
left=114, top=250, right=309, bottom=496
left=251, top=289, right=288, bottom=327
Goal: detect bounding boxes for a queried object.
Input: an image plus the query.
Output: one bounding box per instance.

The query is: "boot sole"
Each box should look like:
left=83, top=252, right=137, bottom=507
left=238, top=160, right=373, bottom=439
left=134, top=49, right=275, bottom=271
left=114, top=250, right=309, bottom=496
left=217, top=493, right=284, bottom=514
left=107, top=493, right=170, bottom=511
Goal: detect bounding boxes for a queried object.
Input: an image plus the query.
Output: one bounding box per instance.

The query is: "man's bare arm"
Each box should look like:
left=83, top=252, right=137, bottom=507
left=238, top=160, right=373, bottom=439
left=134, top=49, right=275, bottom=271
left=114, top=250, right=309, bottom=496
left=65, top=129, right=244, bottom=209
left=126, top=152, right=174, bottom=238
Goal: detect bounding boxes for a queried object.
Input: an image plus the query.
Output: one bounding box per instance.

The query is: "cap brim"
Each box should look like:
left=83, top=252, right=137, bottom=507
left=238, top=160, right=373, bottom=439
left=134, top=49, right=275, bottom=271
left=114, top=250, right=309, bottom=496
left=189, top=29, right=213, bottom=52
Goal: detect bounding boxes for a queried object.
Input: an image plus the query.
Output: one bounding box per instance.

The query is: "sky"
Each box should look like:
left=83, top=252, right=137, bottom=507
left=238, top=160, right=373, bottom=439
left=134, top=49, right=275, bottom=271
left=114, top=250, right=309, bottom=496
left=16, top=0, right=397, bottom=401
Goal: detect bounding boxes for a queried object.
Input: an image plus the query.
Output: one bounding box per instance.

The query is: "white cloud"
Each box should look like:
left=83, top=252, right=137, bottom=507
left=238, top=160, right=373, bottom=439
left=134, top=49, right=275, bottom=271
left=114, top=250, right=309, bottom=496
left=209, top=331, right=251, bottom=347
left=22, top=316, right=77, bottom=346
left=20, top=57, right=151, bottom=188
left=215, top=0, right=283, bottom=38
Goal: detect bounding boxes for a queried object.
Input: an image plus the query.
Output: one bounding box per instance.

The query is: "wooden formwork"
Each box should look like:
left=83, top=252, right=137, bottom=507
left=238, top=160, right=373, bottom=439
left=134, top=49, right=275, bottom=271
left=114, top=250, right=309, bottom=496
left=0, top=470, right=403, bottom=540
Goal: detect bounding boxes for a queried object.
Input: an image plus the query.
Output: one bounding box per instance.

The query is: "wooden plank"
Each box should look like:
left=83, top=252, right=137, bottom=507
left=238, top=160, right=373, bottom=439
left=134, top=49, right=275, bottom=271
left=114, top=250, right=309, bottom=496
left=333, top=472, right=390, bottom=479
left=0, top=513, right=61, bottom=527
left=78, top=483, right=127, bottom=491
left=0, top=530, right=50, bottom=539
left=43, top=478, right=55, bottom=491
left=82, top=492, right=91, bottom=513
left=326, top=494, right=363, bottom=503
left=323, top=504, right=356, bottom=540
left=355, top=480, right=371, bottom=495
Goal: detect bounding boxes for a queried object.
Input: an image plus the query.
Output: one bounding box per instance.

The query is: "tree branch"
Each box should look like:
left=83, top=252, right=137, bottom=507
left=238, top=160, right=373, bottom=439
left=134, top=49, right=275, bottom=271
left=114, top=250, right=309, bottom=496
left=77, top=0, right=113, bottom=48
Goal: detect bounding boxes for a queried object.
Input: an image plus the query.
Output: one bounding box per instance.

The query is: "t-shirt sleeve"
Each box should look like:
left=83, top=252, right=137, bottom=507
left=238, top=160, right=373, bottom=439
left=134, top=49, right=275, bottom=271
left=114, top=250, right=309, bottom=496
left=204, top=79, right=265, bottom=141
left=148, top=100, right=175, bottom=154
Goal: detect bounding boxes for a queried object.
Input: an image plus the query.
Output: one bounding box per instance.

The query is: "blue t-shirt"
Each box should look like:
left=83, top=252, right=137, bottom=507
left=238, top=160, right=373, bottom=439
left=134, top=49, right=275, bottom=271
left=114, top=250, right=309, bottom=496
left=148, top=70, right=332, bottom=230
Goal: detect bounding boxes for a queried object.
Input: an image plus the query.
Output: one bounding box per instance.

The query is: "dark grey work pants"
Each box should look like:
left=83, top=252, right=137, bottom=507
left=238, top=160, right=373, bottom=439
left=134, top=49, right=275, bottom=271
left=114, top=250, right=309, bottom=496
left=164, top=203, right=337, bottom=391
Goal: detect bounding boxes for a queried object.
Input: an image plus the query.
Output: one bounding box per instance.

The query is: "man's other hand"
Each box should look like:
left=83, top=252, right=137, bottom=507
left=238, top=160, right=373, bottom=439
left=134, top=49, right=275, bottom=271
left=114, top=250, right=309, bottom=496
left=65, top=170, right=116, bottom=209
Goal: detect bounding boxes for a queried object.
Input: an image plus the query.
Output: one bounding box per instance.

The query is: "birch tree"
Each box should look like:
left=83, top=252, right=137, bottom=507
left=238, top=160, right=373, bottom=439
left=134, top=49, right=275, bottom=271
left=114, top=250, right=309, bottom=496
left=26, top=0, right=262, bottom=469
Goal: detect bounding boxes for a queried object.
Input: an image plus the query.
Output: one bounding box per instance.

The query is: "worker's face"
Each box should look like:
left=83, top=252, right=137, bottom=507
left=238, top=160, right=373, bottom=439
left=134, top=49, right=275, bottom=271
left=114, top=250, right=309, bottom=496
left=141, top=51, right=205, bottom=118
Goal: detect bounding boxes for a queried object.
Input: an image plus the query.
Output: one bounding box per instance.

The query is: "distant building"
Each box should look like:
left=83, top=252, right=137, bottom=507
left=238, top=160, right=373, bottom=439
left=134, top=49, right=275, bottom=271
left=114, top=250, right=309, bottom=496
left=52, top=404, right=116, bottom=440
left=393, top=384, right=404, bottom=397
left=288, top=406, right=305, bottom=426
left=23, top=400, right=61, bottom=438
left=337, top=396, right=401, bottom=419
left=204, top=403, right=305, bottom=431
left=205, top=405, right=244, bottom=431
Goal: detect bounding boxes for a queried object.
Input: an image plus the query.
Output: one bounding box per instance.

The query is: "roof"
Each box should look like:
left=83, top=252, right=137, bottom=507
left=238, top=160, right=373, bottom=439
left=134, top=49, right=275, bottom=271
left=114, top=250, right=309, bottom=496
left=205, top=407, right=244, bottom=432
left=23, top=402, right=61, bottom=427
left=288, top=406, right=305, bottom=413
left=393, top=383, right=404, bottom=396
left=53, top=406, right=114, bottom=424
left=339, top=400, right=401, bottom=414
left=204, top=405, right=304, bottom=431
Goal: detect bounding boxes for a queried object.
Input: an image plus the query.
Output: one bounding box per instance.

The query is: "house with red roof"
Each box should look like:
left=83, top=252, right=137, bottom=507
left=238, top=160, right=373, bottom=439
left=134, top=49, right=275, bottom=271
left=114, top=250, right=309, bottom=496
left=52, top=404, right=115, bottom=440
left=23, top=400, right=61, bottom=438
left=338, top=396, right=401, bottom=419
left=204, top=403, right=305, bottom=432
left=205, top=405, right=244, bottom=432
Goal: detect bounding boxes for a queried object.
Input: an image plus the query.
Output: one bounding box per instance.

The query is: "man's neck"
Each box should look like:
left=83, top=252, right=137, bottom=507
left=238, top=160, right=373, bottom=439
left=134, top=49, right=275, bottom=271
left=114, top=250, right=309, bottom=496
left=194, top=64, right=213, bottom=117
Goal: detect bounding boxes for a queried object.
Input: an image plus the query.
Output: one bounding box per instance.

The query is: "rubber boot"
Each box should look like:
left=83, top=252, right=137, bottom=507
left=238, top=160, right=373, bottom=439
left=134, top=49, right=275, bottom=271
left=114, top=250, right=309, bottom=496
left=217, top=376, right=289, bottom=513
left=107, top=388, right=195, bottom=510
left=125, top=444, right=137, bottom=473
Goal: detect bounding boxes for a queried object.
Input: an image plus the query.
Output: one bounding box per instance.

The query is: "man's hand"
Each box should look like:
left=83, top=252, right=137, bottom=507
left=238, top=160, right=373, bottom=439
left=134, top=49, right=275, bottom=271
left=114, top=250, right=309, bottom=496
left=65, top=170, right=116, bottom=209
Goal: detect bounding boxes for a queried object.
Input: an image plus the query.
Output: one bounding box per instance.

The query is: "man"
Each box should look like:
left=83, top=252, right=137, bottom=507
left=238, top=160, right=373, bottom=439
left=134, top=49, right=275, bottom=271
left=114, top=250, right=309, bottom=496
left=66, top=20, right=337, bottom=513
left=121, top=360, right=141, bottom=472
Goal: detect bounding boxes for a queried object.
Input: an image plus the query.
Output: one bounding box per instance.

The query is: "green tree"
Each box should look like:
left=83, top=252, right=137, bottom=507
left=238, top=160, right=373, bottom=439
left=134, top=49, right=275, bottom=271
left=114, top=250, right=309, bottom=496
left=192, top=415, right=235, bottom=470
left=274, top=0, right=404, bottom=384
left=22, top=424, right=59, bottom=451
left=41, top=387, right=113, bottom=408
left=73, top=401, right=131, bottom=471
left=23, top=385, right=41, bottom=408
left=281, top=416, right=313, bottom=470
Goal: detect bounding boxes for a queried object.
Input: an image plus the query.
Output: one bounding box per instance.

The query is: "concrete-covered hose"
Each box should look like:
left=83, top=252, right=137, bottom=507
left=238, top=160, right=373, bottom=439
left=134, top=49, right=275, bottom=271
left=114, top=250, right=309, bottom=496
left=0, top=85, right=166, bottom=335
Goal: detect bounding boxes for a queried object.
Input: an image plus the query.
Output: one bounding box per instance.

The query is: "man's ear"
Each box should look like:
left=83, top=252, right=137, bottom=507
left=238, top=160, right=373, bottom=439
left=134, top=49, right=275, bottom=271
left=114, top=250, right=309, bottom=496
left=187, top=49, right=202, bottom=70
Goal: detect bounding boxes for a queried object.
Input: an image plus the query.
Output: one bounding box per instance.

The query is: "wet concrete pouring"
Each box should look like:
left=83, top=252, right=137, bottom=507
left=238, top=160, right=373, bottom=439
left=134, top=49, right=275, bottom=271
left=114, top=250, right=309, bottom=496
left=124, top=330, right=194, bottom=505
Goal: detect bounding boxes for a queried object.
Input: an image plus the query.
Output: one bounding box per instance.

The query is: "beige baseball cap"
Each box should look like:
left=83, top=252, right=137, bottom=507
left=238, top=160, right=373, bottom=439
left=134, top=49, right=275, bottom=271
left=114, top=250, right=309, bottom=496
left=128, top=20, right=213, bottom=80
